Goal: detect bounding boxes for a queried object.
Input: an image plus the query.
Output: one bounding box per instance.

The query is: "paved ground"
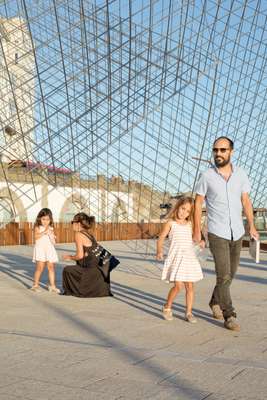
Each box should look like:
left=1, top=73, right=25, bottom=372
left=0, top=240, right=267, bottom=400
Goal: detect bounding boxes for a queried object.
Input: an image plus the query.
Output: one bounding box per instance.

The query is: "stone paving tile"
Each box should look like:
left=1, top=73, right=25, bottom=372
left=195, top=395, right=261, bottom=400
left=206, top=355, right=267, bottom=370
left=144, top=386, right=211, bottom=400
left=213, top=344, right=267, bottom=364
left=215, top=368, right=267, bottom=399
left=118, top=355, right=195, bottom=384
left=2, top=358, right=126, bottom=388
left=85, top=376, right=183, bottom=399
left=0, top=394, right=32, bottom=400
left=0, top=374, right=24, bottom=390
left=0, top=380, right=115, bottom=400
left=162, top=361, right=243, bottom=392
left=1, top=243, right=267, bottom=400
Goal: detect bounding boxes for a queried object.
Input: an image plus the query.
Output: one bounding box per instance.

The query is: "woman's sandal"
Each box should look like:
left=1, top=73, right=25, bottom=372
left=162, top=305, right=174, bottom=321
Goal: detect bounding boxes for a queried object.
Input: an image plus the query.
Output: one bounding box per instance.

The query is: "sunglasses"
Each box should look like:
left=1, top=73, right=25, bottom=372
left=213, top=147, right=230, bottom=153
left=71, top=220, right=79, bottom=224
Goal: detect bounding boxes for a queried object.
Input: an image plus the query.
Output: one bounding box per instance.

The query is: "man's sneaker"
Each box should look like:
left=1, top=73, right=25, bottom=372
left=210, top=304, right=224, bottom=320
left=224, top=316, right=240, bottom=331
left=162, top=306, right=174, bottom=321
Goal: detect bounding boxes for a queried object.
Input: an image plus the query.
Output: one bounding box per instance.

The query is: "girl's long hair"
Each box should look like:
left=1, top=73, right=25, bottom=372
left=34, top=208, right=54, bottom=228
left=168, top=196, right=194, bottom=228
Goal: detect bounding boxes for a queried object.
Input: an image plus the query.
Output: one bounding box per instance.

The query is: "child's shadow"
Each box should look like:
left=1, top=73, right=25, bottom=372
left=0, top=252, right=64, bottom=289
left=0, top=252, right=222, bottom=327
left=112, top=282, right=223, bottom=328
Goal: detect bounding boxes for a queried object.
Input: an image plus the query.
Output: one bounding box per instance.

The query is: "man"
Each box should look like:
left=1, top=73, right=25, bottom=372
left=193, top=137, right=258, bottom=331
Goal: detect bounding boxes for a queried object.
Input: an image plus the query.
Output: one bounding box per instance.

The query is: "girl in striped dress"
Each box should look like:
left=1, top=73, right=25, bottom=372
left=157, top=196, right=204, bottom=323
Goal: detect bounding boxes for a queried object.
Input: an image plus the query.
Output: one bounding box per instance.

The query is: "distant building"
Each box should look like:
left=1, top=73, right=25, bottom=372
left=0, top=17, right=171, bottom=226
left=0, top=17, right=35, bottom=162
left=0, top=162, right=168, bottom=224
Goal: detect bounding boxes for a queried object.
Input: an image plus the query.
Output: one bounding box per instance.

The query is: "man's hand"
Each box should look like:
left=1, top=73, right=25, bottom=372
left=241, top=193, right=259, bottom=241
left=249, top=225, right=259, bottom=240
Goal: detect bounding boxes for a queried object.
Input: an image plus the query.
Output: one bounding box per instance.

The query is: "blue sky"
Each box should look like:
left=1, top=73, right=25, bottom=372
left=1, top=0, right=267, bottom=206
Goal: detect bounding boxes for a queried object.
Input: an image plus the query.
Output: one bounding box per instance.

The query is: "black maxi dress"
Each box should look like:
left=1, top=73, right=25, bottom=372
left=62, top=232, right=112, bottom=297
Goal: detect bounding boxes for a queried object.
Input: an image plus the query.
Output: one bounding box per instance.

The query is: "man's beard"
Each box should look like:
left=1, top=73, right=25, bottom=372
left=214, top=156, right=231, bottom=168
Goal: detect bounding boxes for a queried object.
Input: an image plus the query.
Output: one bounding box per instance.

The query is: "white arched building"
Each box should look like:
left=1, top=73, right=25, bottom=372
left=0, top=165, right=166, bottom=226
left=0, top=173, right=135, bottom=224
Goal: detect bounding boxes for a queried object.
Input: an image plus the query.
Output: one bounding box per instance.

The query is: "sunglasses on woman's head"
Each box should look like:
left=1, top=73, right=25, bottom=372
left=71, top=220, right=79, bottom=224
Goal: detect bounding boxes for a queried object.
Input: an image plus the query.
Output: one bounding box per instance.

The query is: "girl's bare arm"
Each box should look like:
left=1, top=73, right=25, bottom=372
left=156, top=221, right=172, bottom=260
left=63, top=232, right=92, bottom=261
left=34, top=226, right=49, bottom=241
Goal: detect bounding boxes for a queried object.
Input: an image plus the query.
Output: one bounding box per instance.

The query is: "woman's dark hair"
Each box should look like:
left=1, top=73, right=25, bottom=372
left=34, top=208, right=54, bottom=227
left=72, top=213, right=95, bottom=231
left=213, top=136, right=234, bottom=149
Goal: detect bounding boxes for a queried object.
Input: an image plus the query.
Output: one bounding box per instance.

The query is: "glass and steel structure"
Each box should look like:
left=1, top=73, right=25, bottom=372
left=0, top=0, right=266, bottom=229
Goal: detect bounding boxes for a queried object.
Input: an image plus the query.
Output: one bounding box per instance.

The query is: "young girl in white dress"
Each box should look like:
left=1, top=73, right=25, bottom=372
left=157, top=196, right=204, bottom=323
left=31, top=208, right=60, bottom=293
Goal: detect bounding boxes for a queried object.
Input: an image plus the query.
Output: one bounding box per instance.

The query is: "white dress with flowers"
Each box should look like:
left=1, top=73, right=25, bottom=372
left=32, top=226, right=58, bottom=263
left=161, top=221, right=203, bottom=282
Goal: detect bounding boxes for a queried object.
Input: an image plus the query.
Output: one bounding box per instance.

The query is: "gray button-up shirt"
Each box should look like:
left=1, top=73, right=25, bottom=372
left=195, top=164, right=251, bottom=240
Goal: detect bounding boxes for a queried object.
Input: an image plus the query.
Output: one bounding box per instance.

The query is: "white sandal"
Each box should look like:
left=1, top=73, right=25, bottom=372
left=29, top=286, right=42, bottom=293
left=185, top=313, right=197, bottom=323
left=162, top=305, right=174, bottom=321
left=48, top=286, right=61, bottom=294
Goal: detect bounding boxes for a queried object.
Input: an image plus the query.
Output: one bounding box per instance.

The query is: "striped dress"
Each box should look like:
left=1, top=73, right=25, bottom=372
left=161, top=221, right=203, bottom=283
